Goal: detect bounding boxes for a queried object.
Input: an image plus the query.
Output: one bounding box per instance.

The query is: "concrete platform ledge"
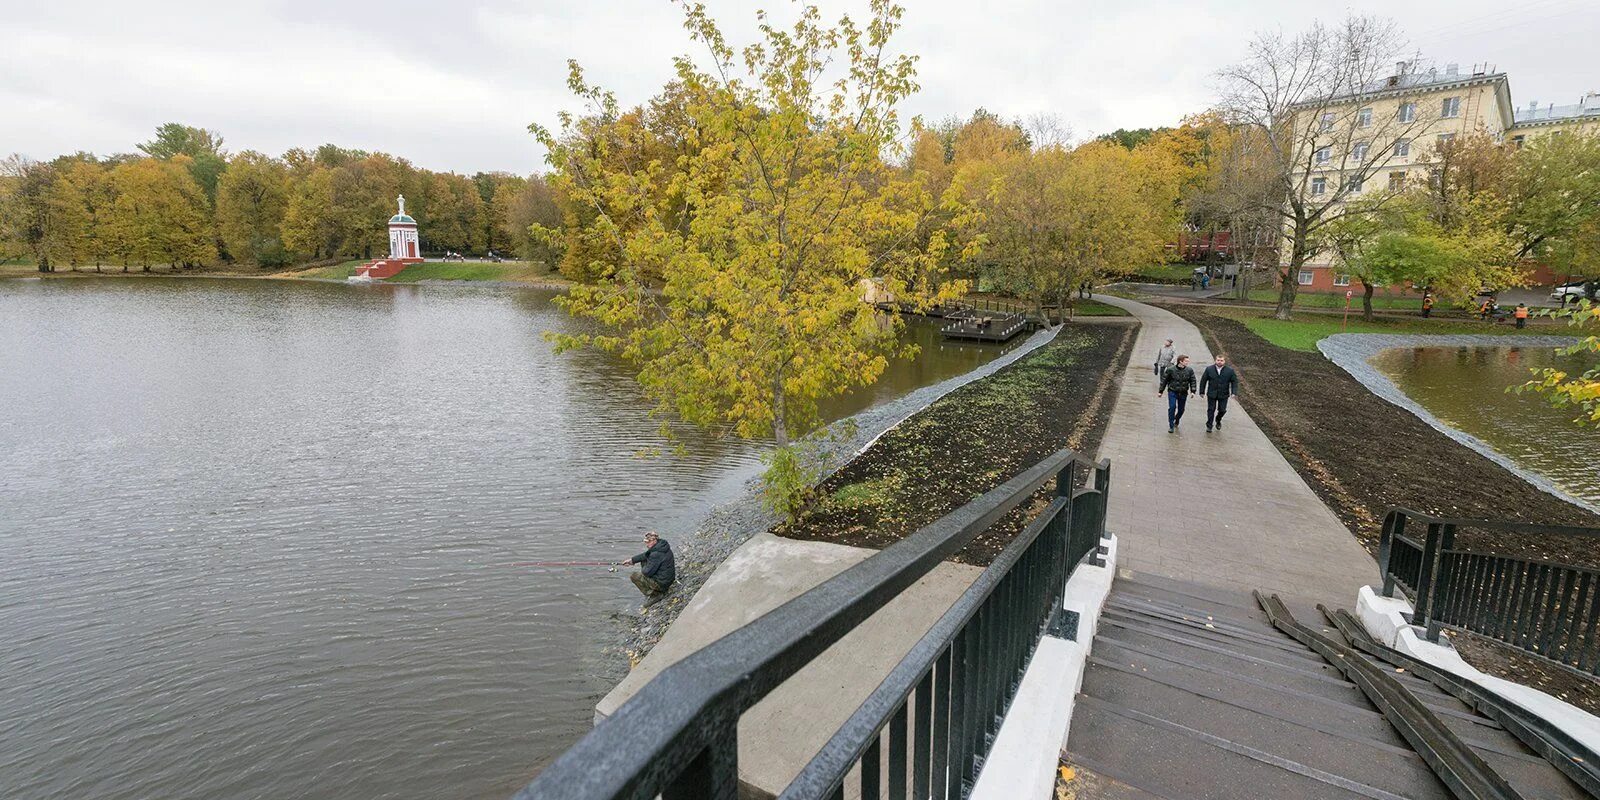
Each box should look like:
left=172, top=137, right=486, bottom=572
left=1355, top=584, right=1600, bottom=755
left=970, top=534, right=1119, bottom=800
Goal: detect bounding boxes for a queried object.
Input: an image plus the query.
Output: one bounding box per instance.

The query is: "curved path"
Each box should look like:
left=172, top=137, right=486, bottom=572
left=1093, top=295, right=1378, bottom=606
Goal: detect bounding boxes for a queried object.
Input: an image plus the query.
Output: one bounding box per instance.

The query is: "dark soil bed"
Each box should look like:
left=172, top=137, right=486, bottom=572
left=1167, top=303, right=1600, bottom=712
left=776, top=323, right=1137, bottom=566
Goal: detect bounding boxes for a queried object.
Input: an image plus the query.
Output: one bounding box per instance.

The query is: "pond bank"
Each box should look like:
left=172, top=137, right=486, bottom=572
left=777, top=324, right=1137, bottom=565
left=617, top=320, right=1137, bottom=667
left=1168, top=303, right=1600, bottom=712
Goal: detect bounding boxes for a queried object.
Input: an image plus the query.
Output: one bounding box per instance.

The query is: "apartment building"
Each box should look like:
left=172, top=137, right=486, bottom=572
left=1287, top=62, right=1597, bottom=292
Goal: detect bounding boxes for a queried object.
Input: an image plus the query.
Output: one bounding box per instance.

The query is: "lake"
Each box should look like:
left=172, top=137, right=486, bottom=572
left=0, top=277, right=1009, bottom=800
left=1371, top=344, right=1600, bottom=509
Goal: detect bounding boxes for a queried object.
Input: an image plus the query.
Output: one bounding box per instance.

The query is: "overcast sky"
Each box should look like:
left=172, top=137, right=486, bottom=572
left=3, top=0, right=1594, bottom=175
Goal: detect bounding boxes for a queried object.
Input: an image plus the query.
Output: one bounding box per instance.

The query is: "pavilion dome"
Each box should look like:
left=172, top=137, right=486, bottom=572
left=389, top=213, right=416, bottom=225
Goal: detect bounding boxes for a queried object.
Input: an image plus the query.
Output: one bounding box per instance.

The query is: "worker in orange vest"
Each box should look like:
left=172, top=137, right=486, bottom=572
left=1514, top=303, right=1530, bottom=329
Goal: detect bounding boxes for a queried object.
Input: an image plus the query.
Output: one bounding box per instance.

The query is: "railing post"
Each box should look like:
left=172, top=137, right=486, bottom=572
left=1425, top=524, right=1457, bottom=641
left=663, top=724, right=739, bottom=800
left=1379, top=512, right=1405, bottom=597
left=1413, top=522, right=1443, bottom=637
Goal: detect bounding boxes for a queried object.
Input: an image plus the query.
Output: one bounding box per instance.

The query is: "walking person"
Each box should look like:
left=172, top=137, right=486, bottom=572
left=1421, top=293, right=1434, bottom=318
left=1158, top=355, right=1197, bottom=433
left=620, top=531, right=676, bottom=608
left=1153, top=338, right=1175, bottom=379
left=1199, top=355, right=1240, bottom=432
left=1514, top=302, right=1530, bottom=329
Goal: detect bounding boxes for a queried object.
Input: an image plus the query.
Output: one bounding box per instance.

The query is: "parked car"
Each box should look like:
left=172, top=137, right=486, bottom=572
left=1551, top=279, right=1598, bottom=304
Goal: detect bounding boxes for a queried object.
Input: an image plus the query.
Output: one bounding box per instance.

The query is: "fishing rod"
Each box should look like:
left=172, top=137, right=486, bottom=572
left=503, top=560, right=619, bottom=569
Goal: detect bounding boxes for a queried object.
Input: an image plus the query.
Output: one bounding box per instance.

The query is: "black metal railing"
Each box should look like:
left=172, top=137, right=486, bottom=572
left=515, top=449, right=1111, bottom=800
left=1378, top=508, right=1600, bottom=676
left=782, top=457, right=1109, bottom=800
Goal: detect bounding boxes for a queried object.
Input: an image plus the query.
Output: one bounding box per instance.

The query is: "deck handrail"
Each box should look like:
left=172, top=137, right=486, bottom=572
left=1377, top=507, right=1600, bottom=677
left=514, top=448, right=1107, bottom=800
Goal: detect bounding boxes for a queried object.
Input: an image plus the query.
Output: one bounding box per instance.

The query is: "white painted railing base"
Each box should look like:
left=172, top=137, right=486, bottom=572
left=969, top=534, right=1119, bottom=800
left=1355, top=585, right=1600, bottom=755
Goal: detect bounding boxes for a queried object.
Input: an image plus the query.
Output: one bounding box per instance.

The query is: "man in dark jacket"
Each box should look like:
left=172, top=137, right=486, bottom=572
left=622, top=531, right=676, bottom=608
left=1199, top=354, right=1240, bottom=432
left=1158, top=355, right=1197, bottom=433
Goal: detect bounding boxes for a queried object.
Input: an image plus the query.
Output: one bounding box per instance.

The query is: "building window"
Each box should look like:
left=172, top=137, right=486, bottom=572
left=1311, top=176, right=1327, bottom=195
left=1389, top=171, right=1406, bottom=190
left=1398, top=102, right=1416, bottom=123
left=1352, top=142, right=1370, bottom=162
left=1437, top=132, right=1456, bottom=146
left=1298, top=271, right=1315, bottom=286
left=1357, top=107, right=1372, bottom=127
left=1394, top=138, right=1410, bottom=158
left=1441, top=96, right=1461, bottom=118
left=1333, top=273, right=1352, bottom=286
left=1345, top=175, right=1364, bottom=193
left=1315, top=146, right=1331, bottom=164
left=1320, top=112, right=1335, bottom=131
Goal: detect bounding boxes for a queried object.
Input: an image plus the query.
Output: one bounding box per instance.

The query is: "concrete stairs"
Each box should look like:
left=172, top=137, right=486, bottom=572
left=1063, top=572, right=1586, bottom=799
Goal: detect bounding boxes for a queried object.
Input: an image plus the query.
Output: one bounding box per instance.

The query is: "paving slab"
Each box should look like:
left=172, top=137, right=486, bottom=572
left=1092, top=295, right=1379, bottom=606
left=594, top=532, right=981, bottom=797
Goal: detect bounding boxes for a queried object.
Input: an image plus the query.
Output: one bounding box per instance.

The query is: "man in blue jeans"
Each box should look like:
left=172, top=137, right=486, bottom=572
left=1158, top=355, right=1197, bottom=433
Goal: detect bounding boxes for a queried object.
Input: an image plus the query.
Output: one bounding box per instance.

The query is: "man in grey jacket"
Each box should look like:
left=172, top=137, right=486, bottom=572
left=622, top=531, right=676, bottom=608
left=1153, top=339, right=1175, bottom=378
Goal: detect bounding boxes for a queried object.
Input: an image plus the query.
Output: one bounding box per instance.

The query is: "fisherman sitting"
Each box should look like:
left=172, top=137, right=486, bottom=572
left=621, top=531, right=675, bottom=608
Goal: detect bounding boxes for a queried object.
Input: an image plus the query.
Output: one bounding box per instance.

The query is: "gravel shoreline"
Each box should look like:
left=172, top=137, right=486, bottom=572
left=1318, top=334, right=1593, bottom=515
left=615, top=325, right=1065, bottom=664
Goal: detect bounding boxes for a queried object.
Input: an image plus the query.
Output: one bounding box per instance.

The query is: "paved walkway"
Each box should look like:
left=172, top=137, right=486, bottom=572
left=1092, top=295, right=1378, bottom=606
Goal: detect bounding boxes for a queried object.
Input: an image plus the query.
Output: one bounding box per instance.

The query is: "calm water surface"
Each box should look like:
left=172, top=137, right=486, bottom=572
left=0, top=277, right=1007, bottom=800
left=1371, top=345, right=1600, bottom=507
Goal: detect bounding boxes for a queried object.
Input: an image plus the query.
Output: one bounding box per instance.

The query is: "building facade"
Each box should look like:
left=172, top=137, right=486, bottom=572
left=1287, top=63, right=1597, bottom=292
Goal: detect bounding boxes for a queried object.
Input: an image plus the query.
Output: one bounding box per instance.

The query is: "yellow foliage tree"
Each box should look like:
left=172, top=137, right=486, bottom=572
left=535, top=0, right=959, bottom=513
left=1521, top=302, right=1600, bottom=428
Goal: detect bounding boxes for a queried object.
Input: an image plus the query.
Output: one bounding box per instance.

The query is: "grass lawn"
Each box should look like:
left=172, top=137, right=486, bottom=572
left=1071, top=299, right=1129, bottom=317
left=1246, top=287, right=1424, bottom=310
left=386, top=261, right=563, bottom=283
left=1126, top=263, right=1193, bottom=283
left=278, top=260, right=365, bottom=280
left=1209, top=306, right=1570, bottom=352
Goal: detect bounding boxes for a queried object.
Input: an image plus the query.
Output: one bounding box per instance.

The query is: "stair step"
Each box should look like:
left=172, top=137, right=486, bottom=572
left=1110, top=573, right=1268, bottom=619
left=1076, top=665, right=1461, bottom=799
left=1094, top=626, right=1361, bottom=700
left=1082, top=659, right=1413, bottom=754
left=1106, top=592, right=1287, bottom=641
left=1099, top=605, right=1333, bottom=665
left=1066, top=695, right=1451, bottom=800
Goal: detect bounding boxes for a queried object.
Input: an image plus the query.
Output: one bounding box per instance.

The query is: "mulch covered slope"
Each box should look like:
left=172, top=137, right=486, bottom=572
left=777, top=323, right=1137, bottom=566
left=1168, top=303, right=1600, bottom=711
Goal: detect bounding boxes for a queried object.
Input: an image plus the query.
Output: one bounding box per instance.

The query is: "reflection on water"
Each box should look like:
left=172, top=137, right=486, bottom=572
left=0, top=277, right=1009, bottom=800
left=1371, top=345, right=1600, bottom=507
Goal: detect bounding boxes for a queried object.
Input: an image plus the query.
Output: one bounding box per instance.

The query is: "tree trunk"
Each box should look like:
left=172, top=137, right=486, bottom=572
left=1362, top=283, right=1376, bottom=322
left=1274, top=233, right=1306, bottom=321
left=771, top=378, right=789, bottom=450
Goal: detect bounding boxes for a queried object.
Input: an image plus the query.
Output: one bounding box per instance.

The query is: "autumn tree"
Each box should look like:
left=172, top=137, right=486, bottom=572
left=965, top=139, right=1181, bottom=317
left=536, top=0, right=958, bottom=513
left=1216, top=16, right=1436, bottom=319
left=502, top=175, right=563, bottom=265
left=281, top=166, right=342, bottom=260
left=216, top=151, right=290, bottom=266
left=1, top=157, right=61, bottom=272
left=139, top=123, right=228, bottom=203
left=1521, top=302, right=1600, bottom=428
left=104, top=157, right=216, bottom=270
